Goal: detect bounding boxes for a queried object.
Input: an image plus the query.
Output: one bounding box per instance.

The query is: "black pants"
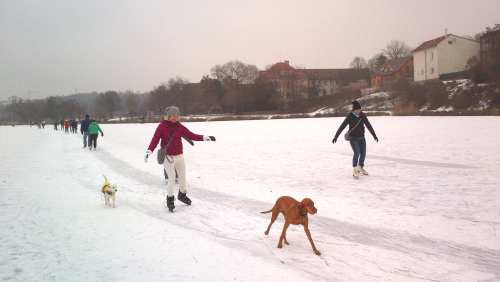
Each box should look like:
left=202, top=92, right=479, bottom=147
left=89, top=134, right=98, bottom=148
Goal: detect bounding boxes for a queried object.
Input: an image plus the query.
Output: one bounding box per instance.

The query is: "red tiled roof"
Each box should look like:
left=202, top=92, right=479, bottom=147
left=412, top=36, right=446, bottom=52
left=261, top=62, right=307, bottom=78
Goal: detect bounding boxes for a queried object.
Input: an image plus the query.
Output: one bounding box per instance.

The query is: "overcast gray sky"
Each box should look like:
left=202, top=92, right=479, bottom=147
left=1, top=0, right=498, bottom=101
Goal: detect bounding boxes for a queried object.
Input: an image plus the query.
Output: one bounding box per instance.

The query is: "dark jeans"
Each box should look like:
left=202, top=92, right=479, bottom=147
left=89, top=134, right=98, bottom=148
left=349, top=136, right=366, bottom=167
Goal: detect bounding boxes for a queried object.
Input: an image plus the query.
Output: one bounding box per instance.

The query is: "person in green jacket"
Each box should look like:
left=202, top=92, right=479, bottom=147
left=88, top=120, right=104, bottom=150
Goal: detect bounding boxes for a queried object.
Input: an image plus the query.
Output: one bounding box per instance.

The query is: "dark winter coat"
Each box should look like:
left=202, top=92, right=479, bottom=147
left=148, top=120, right=203, bottom=156
left=335, top=111, right=377, bottom=139
left=80, top=118, right=92, bottom=133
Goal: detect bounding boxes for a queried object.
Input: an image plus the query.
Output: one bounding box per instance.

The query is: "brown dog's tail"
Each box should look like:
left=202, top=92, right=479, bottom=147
left=260, top=209, right=273, bottom=214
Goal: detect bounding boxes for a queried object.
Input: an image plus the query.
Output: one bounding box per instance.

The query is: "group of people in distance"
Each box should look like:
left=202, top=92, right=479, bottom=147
left=38, top=114, right=105, bottom=150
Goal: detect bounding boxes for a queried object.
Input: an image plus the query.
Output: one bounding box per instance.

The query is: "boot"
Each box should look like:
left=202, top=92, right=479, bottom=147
left=178, top=191, right=192, bottom=205
left=353, top=168, right=359, bottom=179
left=166, top=196, right=175, bottom=211
left=355, top=166, right=369, bottom=175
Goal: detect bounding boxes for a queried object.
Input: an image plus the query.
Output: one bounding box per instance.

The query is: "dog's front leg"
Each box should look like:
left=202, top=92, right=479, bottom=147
left=112, top=195, right=115, bottom=208
left=304, top=226, right=321, bottom=255
left=278, top=222, right=290, bottom=248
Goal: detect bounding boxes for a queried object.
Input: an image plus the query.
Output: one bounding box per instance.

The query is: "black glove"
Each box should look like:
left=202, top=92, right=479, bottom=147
left=209, top=136, right=216, bottom=141
left=332, top=137, right=337, bottom=144
left=374, top=137, right=378, bottom=142
left=81, top=132, right=83, bottom=135
left=101, top=134, right=104, bottom=137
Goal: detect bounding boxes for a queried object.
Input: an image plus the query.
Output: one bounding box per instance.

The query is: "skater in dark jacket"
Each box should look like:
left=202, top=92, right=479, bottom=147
left=80, top=115, right=93, bottom=148
left=332, top=101, right=378, bottom=178
left=144, top=106, right=216, bottom=211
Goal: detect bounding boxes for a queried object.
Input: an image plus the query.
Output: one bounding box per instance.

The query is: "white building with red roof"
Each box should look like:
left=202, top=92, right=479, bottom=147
left=413, top=34, right=479, bottom=81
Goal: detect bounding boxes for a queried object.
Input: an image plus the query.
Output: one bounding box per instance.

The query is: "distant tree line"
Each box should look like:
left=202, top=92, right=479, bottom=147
left=0, top=60, right=283, bottom=123
left=1, top=89, right=147, bottom=123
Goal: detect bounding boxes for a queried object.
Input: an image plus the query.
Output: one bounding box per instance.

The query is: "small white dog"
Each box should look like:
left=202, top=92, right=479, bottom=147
left=101, top=174, right=118, bottom=208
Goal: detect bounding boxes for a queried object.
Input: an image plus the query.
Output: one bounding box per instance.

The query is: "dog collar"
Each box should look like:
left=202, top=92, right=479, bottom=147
left=297, top=204, right=307, bottom=220
left=102, top=183, right=115, bottom=195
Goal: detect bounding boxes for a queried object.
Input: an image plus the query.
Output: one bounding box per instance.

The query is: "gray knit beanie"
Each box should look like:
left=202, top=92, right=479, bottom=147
left=166, top=106, right=180, bottom=118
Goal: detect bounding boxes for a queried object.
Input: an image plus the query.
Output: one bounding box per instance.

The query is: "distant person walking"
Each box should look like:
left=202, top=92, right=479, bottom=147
left=88, top=120, right=104, bottom=150
left=71, top=120, right=78, bottom=133
left=53, top=121, right=58, bottom=130
left=144, top=106, right=216, bottom=212
left=80, top=114, right=92, bottom=148
left=64, top=120, right=70, bottom=134
left=332, top=101, right=378, bottom=179
left=60, top=119, right=64, bottom=132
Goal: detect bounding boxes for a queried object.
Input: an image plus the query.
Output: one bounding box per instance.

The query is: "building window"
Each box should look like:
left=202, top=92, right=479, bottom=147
left=430, top=52, right=434, bottom=60
left=430, top=68, right=434, bottom=74
left=421, top=70, right=424, bottom=75
left=406, top=66, right=410, bottom=73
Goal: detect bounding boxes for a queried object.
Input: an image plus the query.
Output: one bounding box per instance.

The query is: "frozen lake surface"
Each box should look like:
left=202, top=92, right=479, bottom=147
left=1, top=116, right=499, bottom=281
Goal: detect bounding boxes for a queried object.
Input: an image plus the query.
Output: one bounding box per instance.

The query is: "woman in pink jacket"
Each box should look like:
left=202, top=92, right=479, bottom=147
left=144, top=106, right=216, bottom=212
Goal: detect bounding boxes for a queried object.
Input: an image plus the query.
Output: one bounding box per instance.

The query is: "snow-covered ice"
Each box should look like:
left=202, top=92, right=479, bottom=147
left=1, top=116, right=499, bottom=281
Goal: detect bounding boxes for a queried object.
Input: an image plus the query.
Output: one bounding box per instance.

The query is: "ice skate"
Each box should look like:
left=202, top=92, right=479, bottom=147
left=353, top=168, right=359, bottom=179
left=355, top=166, right=368, bottom=175
left=178, top=191, right=191, bottom=205
left=166, top=196, right=175, bottom=211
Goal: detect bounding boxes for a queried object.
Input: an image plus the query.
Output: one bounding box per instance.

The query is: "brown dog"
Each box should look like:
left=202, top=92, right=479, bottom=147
left=261, top=196, right=320, bottom=255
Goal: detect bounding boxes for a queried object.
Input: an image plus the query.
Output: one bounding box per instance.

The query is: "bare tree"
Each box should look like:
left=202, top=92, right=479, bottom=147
left=8, top=96, right=26, bottom=121
left=210, top=60, right=259, bottom=113
left=367, top=53, right=388, bottom=73
left=382, top=40, right=413, bottom=60
left=349, top=56, right=367, bottom=69
left=210, top=60, right=259, bottom=86
left=148, top=84, right=168, bottom=116
left=96, top=91, right=121, bottom=118
left=166, top=77, right=190, bottom=115
left=124, top=92, right=140, bottom=118
left=198, top=75, right=223, bottom=111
